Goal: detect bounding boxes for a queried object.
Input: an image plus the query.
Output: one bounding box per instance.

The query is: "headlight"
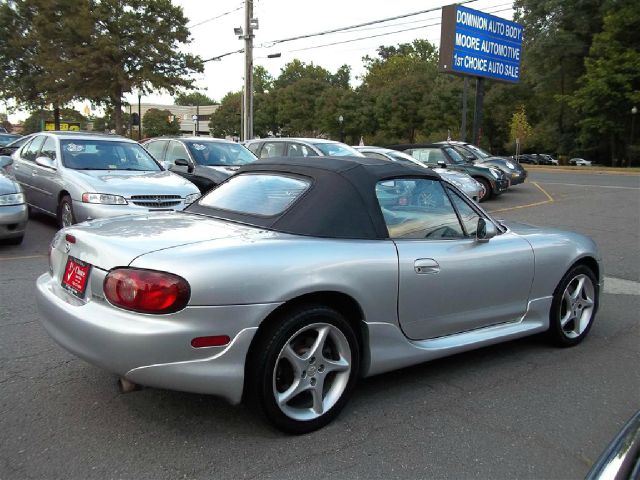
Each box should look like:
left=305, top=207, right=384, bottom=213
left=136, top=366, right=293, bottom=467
left=81, top=193, right=128, bottom=205
left=0, top=192, right=25, bottom=206
left=185, top=192, right=201, bottom=205
left=489, top=168, right=501, bottom=179
left=505, top=161, right=515, bottom=169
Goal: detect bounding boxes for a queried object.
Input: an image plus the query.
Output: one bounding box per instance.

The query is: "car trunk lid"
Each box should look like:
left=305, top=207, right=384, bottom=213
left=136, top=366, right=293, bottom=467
left=51, top=211, right=264, bottom=272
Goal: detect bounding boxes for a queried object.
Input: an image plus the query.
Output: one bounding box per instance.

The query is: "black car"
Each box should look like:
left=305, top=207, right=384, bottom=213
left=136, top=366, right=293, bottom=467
left=142, top=137, right=257, bottom=193
left=387, top=143, right=509, bottom=201
left=435, top=141, right=528, bottom=186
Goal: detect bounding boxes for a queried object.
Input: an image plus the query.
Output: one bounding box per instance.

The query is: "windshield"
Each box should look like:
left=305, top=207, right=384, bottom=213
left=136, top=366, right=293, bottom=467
left=444, top=147, right=467, bottom=165
left=186, top=141, right=256, bottom=166
left=463, top=144, right=491, bottom=159
left=0, top=134, right=21, bottom=146
left=387, top=150, right=424, bottom=167
left=312, top=143, right=363, bottom=157
left=61, top=139, right=161, bottom=171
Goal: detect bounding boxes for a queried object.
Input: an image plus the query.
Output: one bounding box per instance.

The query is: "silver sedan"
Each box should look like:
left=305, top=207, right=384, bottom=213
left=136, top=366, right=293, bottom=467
left=0, top=168, right=27, bottom=244
left=36, top=156, right=602, bottom=434
left=11, top=132, right=201, bottom=228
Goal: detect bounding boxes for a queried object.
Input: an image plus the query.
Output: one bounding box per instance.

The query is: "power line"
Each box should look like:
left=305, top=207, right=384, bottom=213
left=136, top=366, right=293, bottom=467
left=285, top=7, right=514, bottom=54
left=188, top=3, right=243, bottom=29
left=257, top=0, right=478, bottom=48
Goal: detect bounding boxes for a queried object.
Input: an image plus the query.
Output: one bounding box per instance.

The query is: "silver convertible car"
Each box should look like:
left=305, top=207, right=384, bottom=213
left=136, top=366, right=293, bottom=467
left=36, top=156, right=602, bottom=433
left=8, top=132, right=201, bottom=228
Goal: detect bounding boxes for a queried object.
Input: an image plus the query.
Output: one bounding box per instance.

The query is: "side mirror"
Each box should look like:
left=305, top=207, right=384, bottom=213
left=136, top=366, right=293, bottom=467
left=174, top=158, right=194, bottom=173
left=0, top=155, right=12, bottom=169
left=437, top=160, right=447, bottom=169
left=35, top=156, right=56, bottom=170
left=476, top=217, right=497, bottom=242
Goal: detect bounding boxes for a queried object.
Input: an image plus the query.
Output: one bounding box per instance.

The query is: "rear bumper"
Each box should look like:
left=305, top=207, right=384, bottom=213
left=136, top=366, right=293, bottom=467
left=0, top=203, right=28, bottom=239
left=36, top=272, right=280, bottom=404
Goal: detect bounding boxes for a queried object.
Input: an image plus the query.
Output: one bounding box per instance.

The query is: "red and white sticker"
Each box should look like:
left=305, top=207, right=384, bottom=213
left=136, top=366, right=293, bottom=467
left=61, top=257, right=91, bottom=298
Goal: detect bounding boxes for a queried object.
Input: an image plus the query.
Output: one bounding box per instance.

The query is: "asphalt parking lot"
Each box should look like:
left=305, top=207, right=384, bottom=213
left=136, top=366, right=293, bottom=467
left=1, top=170, right=638, bottom=479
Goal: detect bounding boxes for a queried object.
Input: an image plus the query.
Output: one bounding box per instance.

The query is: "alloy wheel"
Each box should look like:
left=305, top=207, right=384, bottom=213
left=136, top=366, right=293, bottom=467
left=272, top=322, right=352, bottom=422
left=559, top=273, right=595, bottom=339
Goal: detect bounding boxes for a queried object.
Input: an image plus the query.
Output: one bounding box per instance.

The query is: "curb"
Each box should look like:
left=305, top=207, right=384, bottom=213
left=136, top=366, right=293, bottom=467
left=523, top=165, right=640, bottom=175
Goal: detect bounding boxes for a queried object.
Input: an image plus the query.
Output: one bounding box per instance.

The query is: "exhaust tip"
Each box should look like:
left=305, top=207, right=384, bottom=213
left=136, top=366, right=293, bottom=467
left=118, top=377, right=141, bottom=394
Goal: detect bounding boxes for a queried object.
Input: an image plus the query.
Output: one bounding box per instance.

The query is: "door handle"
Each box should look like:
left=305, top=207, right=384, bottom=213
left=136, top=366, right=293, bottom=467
left=414, top=258, right=440, bottom=274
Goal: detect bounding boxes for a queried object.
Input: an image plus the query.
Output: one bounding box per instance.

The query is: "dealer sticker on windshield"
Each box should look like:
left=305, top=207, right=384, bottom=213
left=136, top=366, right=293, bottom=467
left=61, top=256, right=91, bottom=298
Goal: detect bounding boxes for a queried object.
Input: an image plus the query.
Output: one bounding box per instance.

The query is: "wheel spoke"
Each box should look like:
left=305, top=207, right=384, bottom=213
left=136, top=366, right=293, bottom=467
left=310, top=383, right=324, bottom=414
left=560, top=310, right=573, bottom=328
left=571, top=277, right=585, bottom=301
left=306, top=325, right=330, bottom=361
left=582, top=296, right=594, bottom=308
left=277, top=379, right=308, bottom=406
left=324, top=357, right=349, bottom=373
left=281, top=344, right=306, bottom=373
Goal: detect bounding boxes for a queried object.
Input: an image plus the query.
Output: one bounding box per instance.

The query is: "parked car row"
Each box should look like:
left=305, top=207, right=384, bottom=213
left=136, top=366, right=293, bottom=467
left=1, top=133, right=534, bottom=247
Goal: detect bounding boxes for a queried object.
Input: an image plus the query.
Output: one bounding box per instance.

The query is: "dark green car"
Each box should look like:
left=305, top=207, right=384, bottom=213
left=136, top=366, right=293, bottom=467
left=386, top=143, right=509, bottom=201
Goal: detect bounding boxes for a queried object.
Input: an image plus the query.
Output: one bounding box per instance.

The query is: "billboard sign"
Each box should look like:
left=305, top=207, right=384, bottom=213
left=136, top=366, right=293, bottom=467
left=439, top=4, right=523, bottom=83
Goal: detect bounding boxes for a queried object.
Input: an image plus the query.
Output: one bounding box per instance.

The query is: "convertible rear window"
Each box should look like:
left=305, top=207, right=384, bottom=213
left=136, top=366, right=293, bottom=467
left=198, top=173, right=310, bottom=216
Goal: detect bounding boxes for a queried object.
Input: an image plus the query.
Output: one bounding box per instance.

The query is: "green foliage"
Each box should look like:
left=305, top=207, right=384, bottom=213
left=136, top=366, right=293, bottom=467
left=208, top=92, right=241, bottom=138
left=569, top=0, right=640, bottom=165
left=142, top=108, right=180, bottom=138
left=510, top=105, right=533, bottom=155
left=174, top=92, right=215, bottom=106
left=0, top=0, right=203, bottom=134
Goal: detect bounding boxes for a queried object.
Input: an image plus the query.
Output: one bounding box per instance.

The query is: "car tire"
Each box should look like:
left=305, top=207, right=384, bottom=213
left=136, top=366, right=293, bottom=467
left=548, top=265, right=598, bottom=347
left=248, top=305, right=360, bottom=434
left=57, top=195, right=76, bottom=228
left=476, top=178, right=492, bottom=202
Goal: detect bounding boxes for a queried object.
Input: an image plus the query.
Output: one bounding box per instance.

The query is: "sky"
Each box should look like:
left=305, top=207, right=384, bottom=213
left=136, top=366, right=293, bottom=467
left=5, top=0, right=515, bottom=122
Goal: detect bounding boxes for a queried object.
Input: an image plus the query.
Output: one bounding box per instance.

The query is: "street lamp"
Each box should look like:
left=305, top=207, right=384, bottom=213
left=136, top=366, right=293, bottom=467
left=338, top=114, right=344, bottom=143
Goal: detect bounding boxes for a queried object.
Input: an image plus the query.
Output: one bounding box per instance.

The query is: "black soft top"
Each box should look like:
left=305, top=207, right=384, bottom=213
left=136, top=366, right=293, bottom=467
left=188, top=155, right=440, bottom=240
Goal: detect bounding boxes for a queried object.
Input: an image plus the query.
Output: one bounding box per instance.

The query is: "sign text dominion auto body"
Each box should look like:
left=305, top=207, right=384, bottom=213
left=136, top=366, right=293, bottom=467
left=439, top=4, right=523, bottom=83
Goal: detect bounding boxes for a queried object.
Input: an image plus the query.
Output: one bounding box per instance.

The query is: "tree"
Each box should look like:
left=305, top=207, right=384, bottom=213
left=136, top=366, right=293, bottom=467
left=513, top=0, right=607, bottom=155
left=253, top=66, right=274, bottom=94
left=142, top=108, right=180, bottom=138
left=0, top=0, right=93, bottom=128
left=209, top=92, right=241, bottom=138
left=174, top=91, right=215, bottom=106
left=80, top=0, right=203, bottom=133
left=569, top=0, right=640, bottom=165
left=510, top=105, right=533, bottom=158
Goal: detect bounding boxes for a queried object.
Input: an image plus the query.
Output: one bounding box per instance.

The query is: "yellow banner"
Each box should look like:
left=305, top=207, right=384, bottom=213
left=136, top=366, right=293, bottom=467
left=44, top=122, right=81, bottom=131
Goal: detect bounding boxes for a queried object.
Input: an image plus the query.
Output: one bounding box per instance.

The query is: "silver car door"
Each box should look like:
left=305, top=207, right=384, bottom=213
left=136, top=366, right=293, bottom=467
left=32, top=135, right=62, bottom=214
left=12, top=135, right=46, bottom=210
left=375, top=177, right=534, bottom=340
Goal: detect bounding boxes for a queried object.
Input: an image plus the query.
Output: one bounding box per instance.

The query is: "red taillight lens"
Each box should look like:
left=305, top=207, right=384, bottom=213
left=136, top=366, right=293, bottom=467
left=103, top=268, right=190, bottom=314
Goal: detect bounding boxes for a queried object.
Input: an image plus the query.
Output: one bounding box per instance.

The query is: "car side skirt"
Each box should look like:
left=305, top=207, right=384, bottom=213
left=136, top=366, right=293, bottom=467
left=363, top=296, right=552, bottom=377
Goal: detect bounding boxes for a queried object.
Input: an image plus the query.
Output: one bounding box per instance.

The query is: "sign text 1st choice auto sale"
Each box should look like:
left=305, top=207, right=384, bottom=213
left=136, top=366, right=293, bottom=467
left=438, top=4, right=523, bottom=83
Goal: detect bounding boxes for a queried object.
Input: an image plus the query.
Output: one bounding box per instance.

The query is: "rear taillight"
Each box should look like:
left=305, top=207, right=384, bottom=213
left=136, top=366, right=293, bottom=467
left=103, top=268, right=190, bottom=314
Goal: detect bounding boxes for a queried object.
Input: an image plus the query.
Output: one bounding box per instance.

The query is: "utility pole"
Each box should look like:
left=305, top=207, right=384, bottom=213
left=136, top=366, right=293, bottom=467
left=461, top=77, right=468, bottom=142
left=472, top=77, right=484, bottom=145
left=243, top=0, right=254, bottom=141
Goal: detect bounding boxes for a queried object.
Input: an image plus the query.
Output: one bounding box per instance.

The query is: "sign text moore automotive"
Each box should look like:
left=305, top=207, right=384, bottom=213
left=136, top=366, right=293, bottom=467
left=439, top=4, right=523, bottom=83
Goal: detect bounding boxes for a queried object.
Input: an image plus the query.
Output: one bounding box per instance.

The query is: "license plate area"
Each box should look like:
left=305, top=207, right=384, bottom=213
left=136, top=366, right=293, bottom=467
left=61, top=256, right=92, bottom=299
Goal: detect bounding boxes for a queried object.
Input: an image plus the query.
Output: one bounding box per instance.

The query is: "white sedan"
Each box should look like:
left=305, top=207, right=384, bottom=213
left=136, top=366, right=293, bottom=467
left=569, top=158, right=592, bottom=166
